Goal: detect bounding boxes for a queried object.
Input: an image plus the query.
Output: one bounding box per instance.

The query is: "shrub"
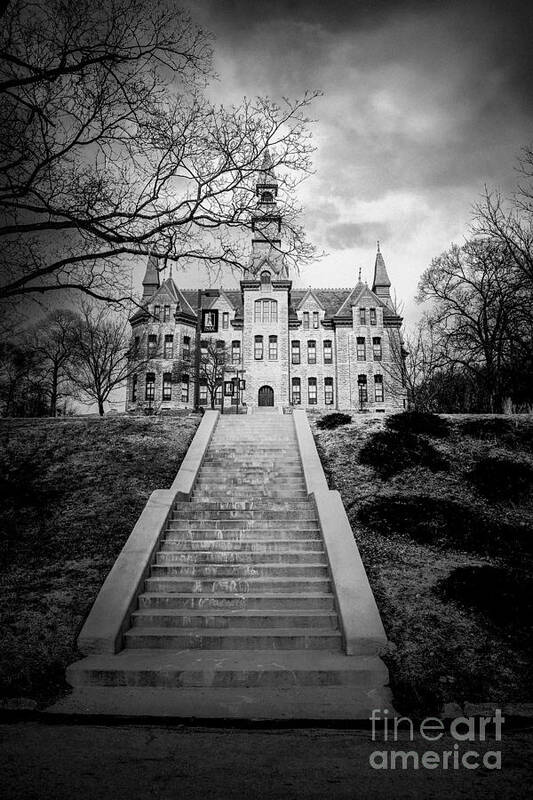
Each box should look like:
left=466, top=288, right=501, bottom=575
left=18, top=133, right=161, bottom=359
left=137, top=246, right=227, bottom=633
left=385, top=411, right=449, bottom=438
left=316, top=412, right=352, bottom=430
left=357, top=494, right=531, bottom=555
left=436, top=566, right=533, bottom=631
left=460, top=417, right=511, bottom=439
left=358, top=430, right=448, bottom=477
left=467, top=456, right=533, bottom=502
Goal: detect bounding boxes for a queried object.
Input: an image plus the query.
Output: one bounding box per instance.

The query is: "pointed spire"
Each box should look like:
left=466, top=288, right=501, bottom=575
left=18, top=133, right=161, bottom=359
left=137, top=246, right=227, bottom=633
left=260, top=146, right=275, bottom=175
left=142, top=253, right=160, bottom=300
left=372, top=242, right=392, bottom=303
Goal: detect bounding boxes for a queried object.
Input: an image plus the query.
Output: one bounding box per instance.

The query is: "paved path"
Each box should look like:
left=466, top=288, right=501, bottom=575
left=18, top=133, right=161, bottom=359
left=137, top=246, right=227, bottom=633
left=1, top=722, right=532, bottom=799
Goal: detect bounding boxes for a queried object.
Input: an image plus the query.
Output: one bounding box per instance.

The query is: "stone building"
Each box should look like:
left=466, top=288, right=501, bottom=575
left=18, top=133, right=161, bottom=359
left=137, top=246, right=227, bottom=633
left=127, top=155, right=405, bottom=414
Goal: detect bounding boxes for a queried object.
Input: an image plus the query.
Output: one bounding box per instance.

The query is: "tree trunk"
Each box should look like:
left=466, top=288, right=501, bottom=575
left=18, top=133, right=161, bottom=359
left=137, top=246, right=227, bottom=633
left=50, top=364, right=58, bottom=417
left=98, top=398, right=105, bottom=416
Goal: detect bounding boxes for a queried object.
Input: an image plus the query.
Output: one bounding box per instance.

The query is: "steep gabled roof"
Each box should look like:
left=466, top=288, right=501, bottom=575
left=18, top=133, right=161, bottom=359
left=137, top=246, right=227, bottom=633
left=295, top=288, right=326, bottom=311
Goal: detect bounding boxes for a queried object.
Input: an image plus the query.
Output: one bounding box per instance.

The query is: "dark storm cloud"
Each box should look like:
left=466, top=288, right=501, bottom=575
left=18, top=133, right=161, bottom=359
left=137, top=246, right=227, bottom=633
left=186, top=0, right=533, bottom=301
left=324, top=221, right=393, bottom=250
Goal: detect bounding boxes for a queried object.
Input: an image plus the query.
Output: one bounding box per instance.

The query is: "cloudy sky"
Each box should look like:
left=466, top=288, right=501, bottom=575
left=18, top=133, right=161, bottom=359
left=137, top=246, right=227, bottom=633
left=179, top=0, right=533, bottom=322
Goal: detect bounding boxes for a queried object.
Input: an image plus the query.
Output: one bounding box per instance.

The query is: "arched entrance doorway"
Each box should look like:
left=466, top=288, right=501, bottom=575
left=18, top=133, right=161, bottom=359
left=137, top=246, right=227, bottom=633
left=258, top=385, right=274, bottom=407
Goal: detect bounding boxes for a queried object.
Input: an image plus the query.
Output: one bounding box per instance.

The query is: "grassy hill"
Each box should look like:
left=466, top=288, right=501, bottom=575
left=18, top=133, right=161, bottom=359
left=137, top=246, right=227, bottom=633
left=313, top=412, right=533, bottom=716
left=0, top=415, right=199, bottom=705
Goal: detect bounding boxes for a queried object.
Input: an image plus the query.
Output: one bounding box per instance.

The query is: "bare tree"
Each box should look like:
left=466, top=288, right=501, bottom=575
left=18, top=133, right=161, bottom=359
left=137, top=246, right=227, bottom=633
left=174, top=338, right=228, bottom=410
left=0, top=0, right=319, bottom=309
left=0, top=339, right=47, bottom=416
left=473, top=145, right=533, bottom=285
left=68, top=303, right=146, bottom=415
left=416, top=238, right=526, bottom=412
left=384, top=317, right=444, bottom=411
left=26, top=309, right=79, bottom=416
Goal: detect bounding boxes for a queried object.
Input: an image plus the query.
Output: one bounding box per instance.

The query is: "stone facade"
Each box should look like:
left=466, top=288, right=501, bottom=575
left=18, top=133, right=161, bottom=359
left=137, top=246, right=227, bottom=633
left=126, top=155, right=406, bottom=414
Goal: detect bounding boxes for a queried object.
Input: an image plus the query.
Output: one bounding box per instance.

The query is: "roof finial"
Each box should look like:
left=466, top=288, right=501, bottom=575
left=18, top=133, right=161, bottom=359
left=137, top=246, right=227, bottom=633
left=377, top=240, right=380, bottom=253
left=358, top=266, right=362, bottom=283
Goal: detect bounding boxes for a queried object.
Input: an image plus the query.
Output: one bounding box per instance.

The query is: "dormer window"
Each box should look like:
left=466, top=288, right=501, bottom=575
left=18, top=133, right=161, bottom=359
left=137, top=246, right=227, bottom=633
left=163, top=305, right=170, bottom=321
left=261, top=191, right=274, bottom=203
left=359, top=308, right=366, bottom=326
left=260, top=271, right=271, bottom=286
left=312, top=311, right=319, bottom=329
left=153, top=305, right=160, bottom=320
left=370, top=308, right=377, bottom=326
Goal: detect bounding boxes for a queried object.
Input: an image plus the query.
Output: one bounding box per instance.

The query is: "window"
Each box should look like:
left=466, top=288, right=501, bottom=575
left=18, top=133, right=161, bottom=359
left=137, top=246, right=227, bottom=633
left=375, top=374, right=384, bottom=402
left=370, top=308, right=377, bottom=326
left=153, top=305, right=160, bottom=320
left=291, top=340, right=300, bottom=365
left=133, top=335, right=140, bottom=354
left=147, top=334, right=157, bottom=357
left=215, top=385, right=222, bottom=406
left=254, top=299, right=278, bottom=323
left=163, top=305, right=170, bottom=321
left=164, top=334, right=173, bottom=359
left=356, top=337, right=366, bottom=361
left=292, top=377, right=301, bottom=405
left=373, top=337, right=382, bottom=361
left=359, top=308, right=366, bottom=325
left=261, top=271, right=271, bottom=286
left=182, top=335, right=190, bottom=360
left=323, top=340, right=332, bottom=364
left=181, top=374, right=189, bottom=403
left=131, top=374, right=137, bottom=402
left=313, top=311, right=319, bottom=329
left=200, top=339, right=208, bottom=355
left=254, top=335, right=263, bottom=360
left=307, top=340, right=316, bottom=364
left=358, top=374, right=368, bottom=403
left=269, top=335, right=278, bottom=360
left=216, top=339, right=225, bottom=351
left=324, top=377, right=334, bottom=405
left=308, top=377, right=317, bottom=405
left=303, top=311, right=309, bottom=329
left=199, top=381, right=208, bottom=405
left=145, top=372, right=155, bottom=401
left=222, top=312, right=229, bottom=329
left=162, top=372, right=172, bottom=401
left=232, top=340, right=241, bottom=364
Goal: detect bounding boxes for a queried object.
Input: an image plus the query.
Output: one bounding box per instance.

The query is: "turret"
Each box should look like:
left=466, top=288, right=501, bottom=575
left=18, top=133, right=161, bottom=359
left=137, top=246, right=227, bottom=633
left=142, top=254, right=160, bottom=300
left=372, top=241, right=392, bottom=305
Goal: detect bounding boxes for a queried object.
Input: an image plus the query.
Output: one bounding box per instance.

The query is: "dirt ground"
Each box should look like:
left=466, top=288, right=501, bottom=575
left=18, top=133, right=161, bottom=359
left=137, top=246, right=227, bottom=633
left=1, top=721, right=532, bottom=800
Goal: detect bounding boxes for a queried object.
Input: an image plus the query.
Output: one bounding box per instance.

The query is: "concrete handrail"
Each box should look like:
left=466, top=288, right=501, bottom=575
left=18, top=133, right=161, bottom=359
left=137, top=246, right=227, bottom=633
left=293, top=410, right=388, bottom=656
left=77, top=410, right=219, bottom=655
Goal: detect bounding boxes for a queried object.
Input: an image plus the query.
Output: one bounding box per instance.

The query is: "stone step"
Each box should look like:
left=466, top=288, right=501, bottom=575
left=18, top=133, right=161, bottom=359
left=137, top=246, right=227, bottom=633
left=130, top=609, right=338, bottom=629
left=194, top=479, right=306, bottom=489
left=155, top=551, right=326, bottom=565
left=191, top=486, right=309, bottom=502
left=166, top=519, right=320, bottom=530
left=163, top=529, right=322, bottom=541
left=159, top=539, right=324, bottom=552
left=66, top=652, right=386, bottom=691
left=137, top=593, right=335, bottom=610
left=123, top=628, right=343, bottom=651
left=175, top=501, right=312, bottom=511
left=171, top=509, right=316, bottom=520
left=149, top=563, right=329, bottom=579
left=51, top=684, right=394, bottom=719
left=144, top=577, right=332, bottom=593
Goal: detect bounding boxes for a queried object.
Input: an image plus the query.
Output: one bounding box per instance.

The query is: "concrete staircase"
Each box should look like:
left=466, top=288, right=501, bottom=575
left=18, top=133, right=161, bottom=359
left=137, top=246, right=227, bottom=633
left=59, top=412, right=392, bottom=719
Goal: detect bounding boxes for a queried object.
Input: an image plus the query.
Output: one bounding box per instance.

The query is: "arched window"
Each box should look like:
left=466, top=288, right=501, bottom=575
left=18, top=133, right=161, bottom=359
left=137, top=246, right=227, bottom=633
left=261, top=191, right=274, bottom=202
left=254, top=299, right=278, bottom=323
left=260, top=271, right=271, bottom=286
